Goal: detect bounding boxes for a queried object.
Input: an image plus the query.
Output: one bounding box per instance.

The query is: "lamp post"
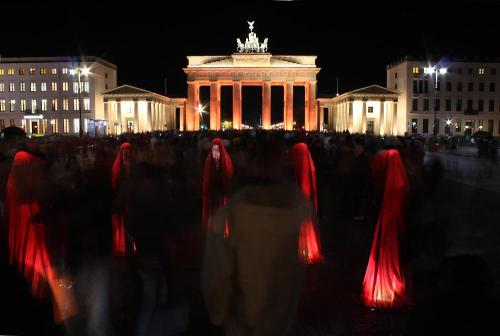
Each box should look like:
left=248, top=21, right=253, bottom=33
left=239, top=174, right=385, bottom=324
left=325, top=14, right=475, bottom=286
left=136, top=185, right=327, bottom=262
left=196, top=103, right=207, bottom=129
left=70, top=66, right=90, bottom=137
left=425, top=66, right=447, bottom=136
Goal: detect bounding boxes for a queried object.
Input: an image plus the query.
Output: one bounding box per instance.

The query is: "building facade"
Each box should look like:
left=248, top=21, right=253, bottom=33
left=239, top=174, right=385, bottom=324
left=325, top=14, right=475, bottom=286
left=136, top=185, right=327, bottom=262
left=102, top=85, right=186, bottom=134
left=387, top=57, right=500, bottom=137
left=0, top=56, right=117, bottom=135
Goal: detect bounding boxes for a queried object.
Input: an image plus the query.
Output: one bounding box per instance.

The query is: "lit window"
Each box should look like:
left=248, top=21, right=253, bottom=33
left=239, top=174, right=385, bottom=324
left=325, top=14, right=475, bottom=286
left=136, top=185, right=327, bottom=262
left=51, top=68, right=57, bottom=75
left=31, top=100, right=37, bottom=113
left=29, top=68, right=36, bottom=75
left=62, top=82, right=69, bottom=91
left=9, top=100, right=16, bottom=112
left=7, top=69, right=14, bottom=75
left=51, top=99, right=58, bottom=111
left=73, top=98, right=80, bottom=110
left=20, top=83, right=26, bottom=92
left=83, top=98, right=90, bottom=110
left=412, top=67, right=420, bottom=74
left=479, top=68, right=485, bottom=75
left=62, top=99, right=69, bottom=111
left=0, top=100, right=6, bottom=112
left=51, top=119, right=59, bottom=133
left=18, top=68, right=25, bottom=75
left=30, top=82, right=37, bottom=92
left=83, top=81, right=89, bottom=93
left=9, top=83, right=15, bottom=92
left=73, top=119, right=80, bottom=133
left=41, top=82, right=47, bottom=92
left=63, top=119, right=69, bottom=133
left=40, top=68, right=47, bottom=75
left=41, top=99, right=48, bottom=112
left=10, top=119, right=15, bottom=126
left=20, top=100, right=26, bottom=112
left=62, top=68, right=68, bottom=75
left=73, top=82, right=80, bottom=93
left=0, top=69, right=4, bottom=75
left=51, top=82, right=57, bottom=91
left=0, top=83, right=4, bottom=92
left=0, top=120, right=5, bottom=130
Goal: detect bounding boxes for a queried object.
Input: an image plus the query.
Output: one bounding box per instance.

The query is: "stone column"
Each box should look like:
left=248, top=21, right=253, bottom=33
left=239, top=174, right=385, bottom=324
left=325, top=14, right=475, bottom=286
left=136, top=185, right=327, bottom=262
left=133, top=100, right=139, bottom=132
left=262, top=81, right=271, bottom=130
left=210, top=81, right=221, bottom=130
left=348, top=101, right=353, bottom=132
left=284, top=81, right=294, bottom=130
left=319, top=104, right=324, bottom=131
left=361, top=101, right=367, bottom=133
left=233, top=81, right=242, bottom=130
left=307, top=81, right=317, bottom=131
left=379, top=101, right=385, bottom=135
left=147, top=101, right=152, bottom=131
left=104, top=101, right=109, bottom=123
left=180, top=104, right=185, bottom=131
left=186, top=81, right=199, bottom=131
left=393, top=101, right=398, bottom=135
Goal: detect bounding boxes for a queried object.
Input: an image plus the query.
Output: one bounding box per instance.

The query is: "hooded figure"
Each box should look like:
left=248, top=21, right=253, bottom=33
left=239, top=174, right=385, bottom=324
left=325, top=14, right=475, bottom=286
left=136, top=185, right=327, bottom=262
left=111, top=142, right=135, bottom=256
left=7, top=151, right=53, bottom=298
left=362, top=149, right=411, bottom=309
left=290, top=143, right=324, bottom=264
left=202, top=138, right=233, bottom=236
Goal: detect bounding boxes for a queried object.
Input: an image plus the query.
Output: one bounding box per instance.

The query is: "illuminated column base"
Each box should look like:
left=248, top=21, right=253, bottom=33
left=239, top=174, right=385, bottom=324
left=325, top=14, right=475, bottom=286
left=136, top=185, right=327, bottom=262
left=233, top=81, right=242, bottom=129
left=262, top=81, right=271, bottom=129
left=284, top=81, right=294, bottom=130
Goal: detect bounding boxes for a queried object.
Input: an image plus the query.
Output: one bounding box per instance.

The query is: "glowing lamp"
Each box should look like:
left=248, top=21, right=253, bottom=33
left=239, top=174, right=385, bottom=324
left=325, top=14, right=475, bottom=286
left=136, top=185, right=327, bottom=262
left=69, top=69, right=77, bottom=76
left=439, top=68, right=448, bottom=75
left=424, top=67, right=435, bottom=74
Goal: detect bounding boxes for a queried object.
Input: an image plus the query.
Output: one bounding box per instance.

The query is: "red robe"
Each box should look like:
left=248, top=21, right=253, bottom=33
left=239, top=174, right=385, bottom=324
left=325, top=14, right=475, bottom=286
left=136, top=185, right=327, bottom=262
left=291, top=143, right=324, bottom=264
left=362, top=149, right=411, bottom=309
left=202, top=138, right=233, bottom=236
left=7, top=151, right=54, bottom=298
left=111, top=142, right=133, bottom=256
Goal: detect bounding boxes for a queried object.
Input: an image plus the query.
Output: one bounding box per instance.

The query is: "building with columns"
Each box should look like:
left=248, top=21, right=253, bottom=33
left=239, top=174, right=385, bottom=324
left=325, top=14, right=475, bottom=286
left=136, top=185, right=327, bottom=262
left=102, top=85, right=185, bottom=134
left=182, top=22, right=320, bottom=131
left=318, top=85, right=401, bottom=135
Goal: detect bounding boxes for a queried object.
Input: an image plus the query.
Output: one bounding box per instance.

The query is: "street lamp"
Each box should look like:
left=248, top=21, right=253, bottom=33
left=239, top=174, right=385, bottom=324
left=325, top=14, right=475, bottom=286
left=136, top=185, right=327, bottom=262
left=70, top=66, right=90, bottom=136
left=425, top=66, right=447, bottom=136
left=196, top=103, right=207, bottom=128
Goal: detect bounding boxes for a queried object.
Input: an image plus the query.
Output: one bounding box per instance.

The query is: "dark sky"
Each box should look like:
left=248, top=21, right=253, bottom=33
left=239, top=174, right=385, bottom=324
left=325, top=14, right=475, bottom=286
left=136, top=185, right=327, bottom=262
left=2, top=0, right=500, bottom=98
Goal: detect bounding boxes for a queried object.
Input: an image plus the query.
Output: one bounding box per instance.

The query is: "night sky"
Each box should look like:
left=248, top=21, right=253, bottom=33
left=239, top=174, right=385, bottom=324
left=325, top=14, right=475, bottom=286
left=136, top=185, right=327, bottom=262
left=2, top=0, right=500, bottom=123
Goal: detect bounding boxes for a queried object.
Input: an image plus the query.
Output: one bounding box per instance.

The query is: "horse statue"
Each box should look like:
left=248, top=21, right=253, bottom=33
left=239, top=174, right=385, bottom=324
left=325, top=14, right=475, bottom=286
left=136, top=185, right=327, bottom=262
left=236, top=38, right=245, bottom=53
left=260, top=38, right=268, bottom=53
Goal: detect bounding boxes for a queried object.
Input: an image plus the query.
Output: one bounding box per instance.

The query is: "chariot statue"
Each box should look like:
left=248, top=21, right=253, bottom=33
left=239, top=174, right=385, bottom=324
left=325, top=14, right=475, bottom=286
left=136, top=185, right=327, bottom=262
left=236, top=21, right=269, bottom=53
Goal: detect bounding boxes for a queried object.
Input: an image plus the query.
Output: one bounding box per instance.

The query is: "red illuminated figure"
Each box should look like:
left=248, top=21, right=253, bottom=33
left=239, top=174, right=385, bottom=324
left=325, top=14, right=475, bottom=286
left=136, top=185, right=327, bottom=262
left=362, top=149, right=411, bottom=309
left=202, top=138, right=233, bottom=236
left=290, top=143, right=324, bottom=264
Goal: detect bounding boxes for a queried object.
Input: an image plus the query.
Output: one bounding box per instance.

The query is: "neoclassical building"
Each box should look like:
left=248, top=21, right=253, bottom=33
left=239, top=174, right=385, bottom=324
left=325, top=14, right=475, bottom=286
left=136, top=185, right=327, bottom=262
left=102, top=85, right=186, bottom=134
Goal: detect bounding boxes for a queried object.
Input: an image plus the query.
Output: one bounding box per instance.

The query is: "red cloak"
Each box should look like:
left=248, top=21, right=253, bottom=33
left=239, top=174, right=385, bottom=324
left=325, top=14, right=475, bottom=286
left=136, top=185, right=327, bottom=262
left=362, top=149, right=411, bottom=309
left=111, top=142, right=134, bottom=256
left=7, top=151, right=54, bottom=298
left=291, top=143, right=324, bottom=264
left=202, top=138, right=233, bottom=236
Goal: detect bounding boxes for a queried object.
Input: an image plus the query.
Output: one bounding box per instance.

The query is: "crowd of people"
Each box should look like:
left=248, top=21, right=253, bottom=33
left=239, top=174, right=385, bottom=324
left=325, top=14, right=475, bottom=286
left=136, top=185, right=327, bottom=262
left=0, top=127, right=476, bottom=335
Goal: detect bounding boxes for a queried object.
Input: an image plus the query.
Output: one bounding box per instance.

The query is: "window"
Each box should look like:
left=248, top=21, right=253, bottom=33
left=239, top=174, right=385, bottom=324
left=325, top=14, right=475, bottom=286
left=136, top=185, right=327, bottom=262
left=40, top=68, right=47, bottom=75
left=41, top=99, right=48, bottom=112
left=20, top=100, right=26, bottom=112
left=7, top=69, right=14, bottom=75
left=0, top=69, right=3, bottom=75
left=489, top=100, right=495, bottom=112
left=418, top=80, right=424, bottom=93
left=434, top=119, right=440, bottom=134
left=413, top=79, right=418, bottom=94
left=9, top=83, right=15, bottom=92
left=0, top=120, right=4, bottom=130
left=62, top=68, right=68, bottom=75
left=457, top=82, right=463, bottom=91
left=456, top=119, right=461, bottom=132
left=62, top=82, right=68, bottom=91
left=10, top=119, right=15, bottom=127
left=446, top=99, right=451, bottom=111
left=411, top=119, right=418, bottom=134
left=62, top=99, right=69, bottom=111
left=73, top=98, right=79, bottom=111
left=0, top=100, right=6, bottom=112
left=434, top=98, right=440, bottom=111
left=488, top=120, right=494, bottom=134
left=412, top=98, right=418, bottom=111
left=479, top=68, right=485, bottom=75
left=467, top=99, right=473, bottom=110
left=490, top=82, right=496, bottom=92
left=51, top=82, right=57, bottom=91
left=446, top=82, right=452, bottom=91
left=423, top=119, right=429, bottom=134
left=73, top=119, right=80, bottom=134
left=457, top=68, right=463, bottom=75
left=41, top=82, right=47, bottom=92
left=29, top=68, right=36, bottom=75
left=30, top=82, right=37, bottom=92
left=105, top=84, right=108, bottom=90
left=51, top=99, right=58, bottom=111
left=457, top=99, right=462, bottom=111
left=478, top=120, right=484, bottom=131
left=82, top=81, right=89, bottom=93
left=63, top=119, right=69, bottom=133
left=31, top=100, right=37, bottom=113
left=468, top=82, right=474, bottom=91
left=20, top=83, right=25, bottom=92
left=73, top=82, right=79, bottom=94
left=479, top=82, right=484, bottom=92
left=0, top=83, right=3, bottom=92
left=478, top=100, right=484, bottom=112
left=491, top=68, right=497, bottom=75
left=83, top=98, right=90, bottom=110
left=18, top=68, right=25, bottom=75
left=424, top=98, right=429, bottom=111
left=51, top=119, right=59, bottom=133
left=105, top=73, right=108, bottom=79
left=394, top=82, right=397, bottom=90
left=51, top=68, right=57, bottom=75
left=9, top=100, right=15, bottom=112
left=412, top=66, right=420, bottom=74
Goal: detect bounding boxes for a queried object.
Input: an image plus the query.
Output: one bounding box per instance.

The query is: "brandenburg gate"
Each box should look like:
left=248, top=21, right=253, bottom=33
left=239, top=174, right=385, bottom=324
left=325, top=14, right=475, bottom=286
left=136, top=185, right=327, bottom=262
left=183, top=21, right=321, bottom=131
